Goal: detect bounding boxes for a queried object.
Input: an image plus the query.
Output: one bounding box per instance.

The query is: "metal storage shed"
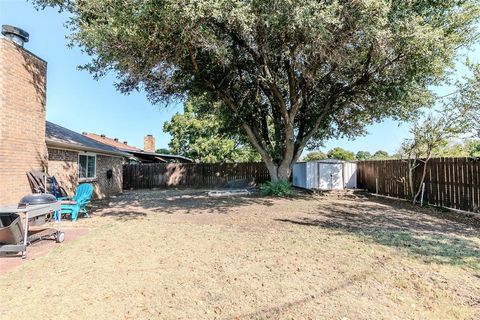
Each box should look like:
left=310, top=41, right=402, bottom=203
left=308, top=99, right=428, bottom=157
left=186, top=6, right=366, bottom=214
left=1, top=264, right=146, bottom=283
left=292, top=160, right=357, bottom=190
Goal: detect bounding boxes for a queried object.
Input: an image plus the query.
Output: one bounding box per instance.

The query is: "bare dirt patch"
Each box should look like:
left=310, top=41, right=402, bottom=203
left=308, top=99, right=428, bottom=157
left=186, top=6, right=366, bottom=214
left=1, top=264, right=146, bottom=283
left=1, top=190, right=479, bottom=319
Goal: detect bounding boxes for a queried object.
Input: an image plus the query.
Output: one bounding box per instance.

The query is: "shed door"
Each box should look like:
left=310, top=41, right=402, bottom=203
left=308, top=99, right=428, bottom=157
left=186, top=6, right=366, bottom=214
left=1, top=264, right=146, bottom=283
left=318, top=163, right=343, bottom=190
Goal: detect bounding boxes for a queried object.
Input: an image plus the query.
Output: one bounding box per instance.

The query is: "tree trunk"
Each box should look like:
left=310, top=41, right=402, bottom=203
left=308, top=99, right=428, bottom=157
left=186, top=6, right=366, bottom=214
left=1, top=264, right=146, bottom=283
left=277, top=162, right=292, bottom=181
left=412, top=158, right=429, bottom=205
left=264, top=161, right=292, bottom=182
left=239, top=122, right=297, bottom=183
left=408, top=160, right=415, bottom=203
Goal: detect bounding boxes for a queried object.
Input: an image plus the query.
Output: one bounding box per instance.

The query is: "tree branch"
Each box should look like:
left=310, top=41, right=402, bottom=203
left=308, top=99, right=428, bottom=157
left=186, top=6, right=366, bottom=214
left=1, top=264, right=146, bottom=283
left=285, top=44, right=301, bottom=119
left=299, top=98, right=335, bottom=147
left=213, top=89, right=274, bottom=164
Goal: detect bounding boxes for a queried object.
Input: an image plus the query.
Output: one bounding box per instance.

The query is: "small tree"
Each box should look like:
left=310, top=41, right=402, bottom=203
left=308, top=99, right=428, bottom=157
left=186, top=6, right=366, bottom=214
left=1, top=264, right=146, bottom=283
left=400, top=107, right=469, bottom=204
left=156, top=148, right=171, bottom=155
left=433, top=142, right=469, bottom=157
left=399, top=61, right=480, bottom=203
left=467, top=140, right=480, bottom=157
left=303, top=151, right=327, bottom=162
left=372, top=150, right=390, bottom=160
left=356, top=151, right=372, bottom=161
left=327, top=147, right=355, bottom=161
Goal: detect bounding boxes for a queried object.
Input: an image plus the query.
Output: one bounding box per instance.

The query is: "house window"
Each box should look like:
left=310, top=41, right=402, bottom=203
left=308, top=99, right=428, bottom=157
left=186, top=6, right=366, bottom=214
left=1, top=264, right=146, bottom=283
left=79, top=154, right=96, bottom=180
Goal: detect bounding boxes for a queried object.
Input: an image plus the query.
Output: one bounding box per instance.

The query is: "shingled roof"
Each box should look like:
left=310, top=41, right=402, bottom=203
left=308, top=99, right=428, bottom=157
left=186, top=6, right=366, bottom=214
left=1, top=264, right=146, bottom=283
left=45, top=121, right=129, bottom=157
left=83, top=132, right=142, bottom=152
left=83, top=132, right=193, bottom=163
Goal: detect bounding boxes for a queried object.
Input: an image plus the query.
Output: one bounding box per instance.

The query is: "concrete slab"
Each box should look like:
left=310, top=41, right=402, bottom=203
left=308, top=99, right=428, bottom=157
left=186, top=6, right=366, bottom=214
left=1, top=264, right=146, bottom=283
left=0, top=228, right=89, bottom=275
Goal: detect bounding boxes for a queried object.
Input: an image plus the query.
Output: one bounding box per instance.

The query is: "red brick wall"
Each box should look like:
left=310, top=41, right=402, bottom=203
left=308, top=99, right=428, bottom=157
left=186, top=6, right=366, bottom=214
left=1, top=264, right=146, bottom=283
left=0, top=38, right=48, bottom=205
left=144, top=135, right=155, bottom=152
left=95, top=155, right=123, bottom=198
left=47, top=148, right=79, bottom=196
left=47, top=148, right=123, bottom=199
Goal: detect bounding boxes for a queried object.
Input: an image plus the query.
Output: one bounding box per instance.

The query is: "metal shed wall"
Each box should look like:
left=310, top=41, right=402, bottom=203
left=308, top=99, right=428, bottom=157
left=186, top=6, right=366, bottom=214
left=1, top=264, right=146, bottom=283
left=292, top=160, right=357, bottom=190
left=292, top=162, right=307, bottom=189
left=343, top=162, right=357, bottom=189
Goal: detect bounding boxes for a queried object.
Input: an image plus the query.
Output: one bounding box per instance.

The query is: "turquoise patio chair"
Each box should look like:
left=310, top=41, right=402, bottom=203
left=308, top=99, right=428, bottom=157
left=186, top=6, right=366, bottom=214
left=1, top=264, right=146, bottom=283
left=60, top=183, right=94, bottom=221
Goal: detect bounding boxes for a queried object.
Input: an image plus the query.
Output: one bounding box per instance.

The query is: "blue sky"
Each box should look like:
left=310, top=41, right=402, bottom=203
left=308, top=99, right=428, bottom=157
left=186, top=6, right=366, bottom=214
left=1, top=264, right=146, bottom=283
left=1, top=0, right=478, bottom=155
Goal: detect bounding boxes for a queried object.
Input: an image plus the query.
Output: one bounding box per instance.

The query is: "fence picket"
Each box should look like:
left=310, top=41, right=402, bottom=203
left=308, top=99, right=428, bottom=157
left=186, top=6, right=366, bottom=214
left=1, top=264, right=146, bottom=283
left=123, top=162, right=270, bottom=190
left=357, top=157, right=480, bottom=213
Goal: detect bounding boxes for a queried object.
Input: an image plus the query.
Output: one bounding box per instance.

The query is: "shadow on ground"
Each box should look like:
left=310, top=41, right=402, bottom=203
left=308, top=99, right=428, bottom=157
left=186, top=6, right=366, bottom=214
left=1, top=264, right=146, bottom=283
left=276, top=196, right=480, bottom=269
left=89, top=189, right=280, bottom=220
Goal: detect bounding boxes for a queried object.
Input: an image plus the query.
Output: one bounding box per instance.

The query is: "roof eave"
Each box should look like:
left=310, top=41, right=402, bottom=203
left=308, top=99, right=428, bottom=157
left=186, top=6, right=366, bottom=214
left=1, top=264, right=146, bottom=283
left=131, top=150, right=193, bottom=162
left=45, top=139, right=130, bottom=158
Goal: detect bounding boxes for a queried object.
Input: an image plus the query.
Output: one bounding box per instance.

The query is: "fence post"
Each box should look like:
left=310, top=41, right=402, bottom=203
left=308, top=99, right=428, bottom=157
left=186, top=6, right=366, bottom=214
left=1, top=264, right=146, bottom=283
left=375, top=178, right=378, bottom=194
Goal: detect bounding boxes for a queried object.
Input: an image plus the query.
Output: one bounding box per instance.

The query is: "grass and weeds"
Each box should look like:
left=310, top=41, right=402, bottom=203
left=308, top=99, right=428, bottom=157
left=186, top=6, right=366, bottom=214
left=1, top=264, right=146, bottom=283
left=260, top=180, right=292, bottom=197
left=361, top=230, right=480, bottom=269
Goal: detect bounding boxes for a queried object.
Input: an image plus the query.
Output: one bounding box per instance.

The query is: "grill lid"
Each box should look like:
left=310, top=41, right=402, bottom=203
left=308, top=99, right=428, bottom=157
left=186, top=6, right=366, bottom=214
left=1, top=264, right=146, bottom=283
left=18, top=193, right=57, bottom=208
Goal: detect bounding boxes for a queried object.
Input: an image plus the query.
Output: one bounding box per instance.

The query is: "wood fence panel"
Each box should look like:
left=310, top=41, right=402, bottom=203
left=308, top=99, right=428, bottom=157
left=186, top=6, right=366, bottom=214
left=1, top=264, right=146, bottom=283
left=357, top=157, right=480, bottom=213
left=123, top=162, right=270, bottom=190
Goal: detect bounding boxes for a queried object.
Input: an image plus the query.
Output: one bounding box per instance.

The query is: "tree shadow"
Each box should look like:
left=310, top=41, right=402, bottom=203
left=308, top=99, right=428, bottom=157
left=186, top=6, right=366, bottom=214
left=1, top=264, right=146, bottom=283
left=18, top=45, right=46, bottom=108
left=96, top=209, right=148, bottom=221
left=276, top=196, right=480, bottom=269
left=88, top=189, right=277, bottom=220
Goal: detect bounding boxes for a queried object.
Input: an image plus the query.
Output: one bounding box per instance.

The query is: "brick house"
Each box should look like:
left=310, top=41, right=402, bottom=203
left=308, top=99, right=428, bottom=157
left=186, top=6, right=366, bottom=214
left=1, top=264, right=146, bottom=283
left=0, top=25, right=127, bottom=205
left=46, top=121, right=128, bottom=200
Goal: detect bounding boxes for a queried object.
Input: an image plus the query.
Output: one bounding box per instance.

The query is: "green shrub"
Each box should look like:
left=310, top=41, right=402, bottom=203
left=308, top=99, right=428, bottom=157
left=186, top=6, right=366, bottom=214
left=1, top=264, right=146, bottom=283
left=260, top=180, right=292, bottom=197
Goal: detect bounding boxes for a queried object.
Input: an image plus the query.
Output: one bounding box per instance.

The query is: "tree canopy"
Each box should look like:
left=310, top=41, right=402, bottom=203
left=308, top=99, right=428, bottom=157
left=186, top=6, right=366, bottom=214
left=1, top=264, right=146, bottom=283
left=452, top=63, right=480, bottom=137
left=327, top=147, right=355, bottom=161
left=155, top=148, right=171, bottom=155
left=35, top=0, right=480, bottom=181
left=303, top=151, right=327, bottom=162
left=372, top=150, right=390, bottom=160
left=356, top=151, right=372, bottom=161
left=163, top=95, right=260, bottom=163
left=433, top=140, right=480, bottom=157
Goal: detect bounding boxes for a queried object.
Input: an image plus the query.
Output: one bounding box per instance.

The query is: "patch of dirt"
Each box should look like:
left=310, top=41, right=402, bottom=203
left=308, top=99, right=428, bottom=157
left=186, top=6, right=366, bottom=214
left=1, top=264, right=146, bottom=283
left=0, top=189, right=479, bottom=319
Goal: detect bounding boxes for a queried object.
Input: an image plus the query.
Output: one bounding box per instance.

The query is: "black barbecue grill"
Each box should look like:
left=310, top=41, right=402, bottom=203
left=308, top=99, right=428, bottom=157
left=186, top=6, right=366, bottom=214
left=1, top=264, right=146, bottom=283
left=18, top=193, right=57, bottom=207
left=0, top=193, right=64, bottom=258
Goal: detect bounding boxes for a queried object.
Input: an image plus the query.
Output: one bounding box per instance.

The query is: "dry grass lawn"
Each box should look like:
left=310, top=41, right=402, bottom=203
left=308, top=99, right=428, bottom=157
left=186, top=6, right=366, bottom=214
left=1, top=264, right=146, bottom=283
left=1, top=190, right=479, bottom=319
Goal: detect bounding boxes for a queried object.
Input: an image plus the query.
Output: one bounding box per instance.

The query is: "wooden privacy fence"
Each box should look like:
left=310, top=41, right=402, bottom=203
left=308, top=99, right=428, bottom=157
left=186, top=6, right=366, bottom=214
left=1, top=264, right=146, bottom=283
left=123, top=162, right=270, bottom=190
left=357, top=157, right=480, bottom=213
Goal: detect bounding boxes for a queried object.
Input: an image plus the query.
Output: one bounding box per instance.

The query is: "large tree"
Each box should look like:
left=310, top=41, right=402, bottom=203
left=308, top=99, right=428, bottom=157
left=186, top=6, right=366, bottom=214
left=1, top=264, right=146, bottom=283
left=35, top=0, right=479, bottom=181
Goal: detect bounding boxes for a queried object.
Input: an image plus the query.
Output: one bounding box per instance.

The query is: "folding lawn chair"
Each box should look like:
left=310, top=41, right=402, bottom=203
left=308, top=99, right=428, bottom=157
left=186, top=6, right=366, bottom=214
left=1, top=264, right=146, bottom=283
left=26, top=171, right=69, bottom=198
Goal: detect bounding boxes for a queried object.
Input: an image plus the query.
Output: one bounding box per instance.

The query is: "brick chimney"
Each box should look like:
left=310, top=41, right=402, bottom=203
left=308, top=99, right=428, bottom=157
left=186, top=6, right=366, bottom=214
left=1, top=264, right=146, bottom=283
left=144, top=135, right=155, bottom=152
left=0, top=25, right=48, bottom=204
